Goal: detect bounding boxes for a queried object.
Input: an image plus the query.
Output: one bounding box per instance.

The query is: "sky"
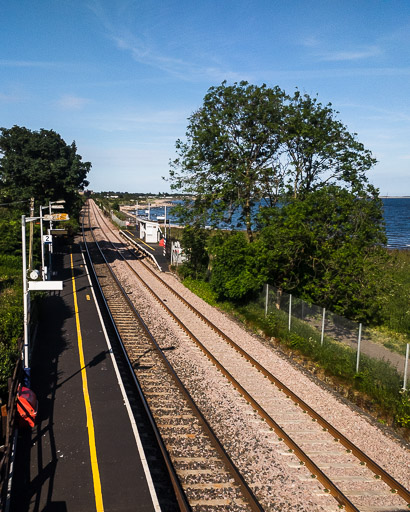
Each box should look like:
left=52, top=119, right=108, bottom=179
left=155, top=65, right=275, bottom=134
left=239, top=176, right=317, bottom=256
left=1, top=0, right=409, bottom=195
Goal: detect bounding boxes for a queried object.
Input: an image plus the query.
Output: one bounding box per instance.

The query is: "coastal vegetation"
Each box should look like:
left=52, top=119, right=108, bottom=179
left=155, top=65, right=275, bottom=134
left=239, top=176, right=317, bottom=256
left=168, top=81, right=409, bottom=433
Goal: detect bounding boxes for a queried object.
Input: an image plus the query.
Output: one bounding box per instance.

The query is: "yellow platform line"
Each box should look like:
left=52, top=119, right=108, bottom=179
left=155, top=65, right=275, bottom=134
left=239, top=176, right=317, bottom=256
left=137, top=238, right=156, bottom=251
left=124, top=230, right=155, bottom=251
left=71, top=253, right=104, bottom=511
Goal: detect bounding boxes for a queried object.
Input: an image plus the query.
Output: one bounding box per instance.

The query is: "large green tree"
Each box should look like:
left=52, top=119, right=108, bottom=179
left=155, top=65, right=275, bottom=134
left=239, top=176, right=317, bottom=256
left=168, top=82, right=378, bottom=240
left=0, top=125, right=91, bottom=212
left=169, top=81, right=285, bottom=240
left=257, top=186, right=388, bottom=321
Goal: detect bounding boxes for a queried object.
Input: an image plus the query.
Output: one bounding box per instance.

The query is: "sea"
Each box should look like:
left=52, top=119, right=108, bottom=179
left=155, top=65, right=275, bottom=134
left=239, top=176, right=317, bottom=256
left=138, top=197, right=410, bottom=250
left=382, top=197, right=410, bottom=249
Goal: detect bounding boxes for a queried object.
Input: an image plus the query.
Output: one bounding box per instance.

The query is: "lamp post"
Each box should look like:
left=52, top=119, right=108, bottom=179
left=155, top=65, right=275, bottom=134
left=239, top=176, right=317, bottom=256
left=22, top=212, right=64, bottom=374
left=22, top=214, right=41, bottom=372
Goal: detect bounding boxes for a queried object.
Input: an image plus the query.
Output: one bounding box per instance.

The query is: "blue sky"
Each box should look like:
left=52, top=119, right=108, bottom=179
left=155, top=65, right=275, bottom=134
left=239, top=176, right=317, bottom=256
left=1, top=1, right=409, bottom=195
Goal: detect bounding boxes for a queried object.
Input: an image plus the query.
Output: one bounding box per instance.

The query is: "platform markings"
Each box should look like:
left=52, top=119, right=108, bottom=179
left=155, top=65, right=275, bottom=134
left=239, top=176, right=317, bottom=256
left=80, top=250, right=161, bottom=511
left=70, top=253, right=104, bottom=512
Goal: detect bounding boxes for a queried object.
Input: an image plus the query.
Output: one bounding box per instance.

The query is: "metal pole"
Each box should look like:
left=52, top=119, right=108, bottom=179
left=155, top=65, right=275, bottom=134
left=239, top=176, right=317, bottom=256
left=28, top=197, right=35, bottom=271
left=40, top=206, right=45, bottom=280
left=48, top=202, right=53, bottom=277
left=321, top=308, right=326, bottom=346
left=49, top=202, right=53, bottom=254
left=402, top=343, right=409, bottom=392
left=265, top=284, right=269, bottom=317
left=356, top=323, right=362, bottom=373
left=288, top=294, right=292, bottom=331
left=164, top=205, right=167, bottom=240
left=22, top=216, right=29, bottom=369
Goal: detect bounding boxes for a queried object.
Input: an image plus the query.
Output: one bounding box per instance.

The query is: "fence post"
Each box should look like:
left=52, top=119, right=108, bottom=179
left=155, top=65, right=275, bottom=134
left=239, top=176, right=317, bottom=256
left=288, top=294, right=292, bottom=331
left=402, top=343, right=409, bottom=392
left=265, top=284, right=269, bottom=317
left=321, top=308, right=326, bottom=346
left=356, top=323, right=362, bottom=373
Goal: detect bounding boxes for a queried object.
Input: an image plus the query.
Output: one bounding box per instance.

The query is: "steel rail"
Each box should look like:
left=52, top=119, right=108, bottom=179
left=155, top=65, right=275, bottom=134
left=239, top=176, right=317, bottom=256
left=85, top=201, right=264, bottom=512
left=82, top=207, right=191, bottom=512
left=119, top=228, right=410, bottom=506
left=93, top=199, right=410, bottom=509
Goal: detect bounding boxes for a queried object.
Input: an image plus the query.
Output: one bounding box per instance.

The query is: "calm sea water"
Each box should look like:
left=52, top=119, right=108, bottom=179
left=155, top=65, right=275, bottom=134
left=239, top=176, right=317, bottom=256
left=382, top=198, right=410, bottom=249
left=139, top=197, right=410, bottom=249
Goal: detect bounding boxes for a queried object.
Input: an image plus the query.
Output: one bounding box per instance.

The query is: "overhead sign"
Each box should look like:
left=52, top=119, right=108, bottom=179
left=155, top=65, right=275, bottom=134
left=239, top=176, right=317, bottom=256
left=50, top=204, right=65, bottom=209
left=43, top=213, right=70, bottom=221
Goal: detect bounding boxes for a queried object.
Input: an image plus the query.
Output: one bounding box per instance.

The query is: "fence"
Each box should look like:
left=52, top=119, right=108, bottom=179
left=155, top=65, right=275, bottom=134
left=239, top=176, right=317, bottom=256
left=0, top=344, right=23, bottom=510
left=261, top=284, right=409, bottom=390
left=111, top=212, right=127, bottom=228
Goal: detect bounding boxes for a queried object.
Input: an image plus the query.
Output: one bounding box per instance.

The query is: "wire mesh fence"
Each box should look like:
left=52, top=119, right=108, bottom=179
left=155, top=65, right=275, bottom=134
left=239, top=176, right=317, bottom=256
left=261, top=284, right=409, bottom=390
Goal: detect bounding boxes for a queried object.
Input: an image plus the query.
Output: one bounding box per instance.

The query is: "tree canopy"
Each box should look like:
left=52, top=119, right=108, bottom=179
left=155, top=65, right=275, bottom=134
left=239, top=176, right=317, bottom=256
left=257, top=186, right=388, bottom=321
left=0, top=125, right=91, bottom=213
left=169, top=81, right=285, bottom=240
left=168, top=82, right=378, bottom=239
left=170, top=82, right=389, bottom=321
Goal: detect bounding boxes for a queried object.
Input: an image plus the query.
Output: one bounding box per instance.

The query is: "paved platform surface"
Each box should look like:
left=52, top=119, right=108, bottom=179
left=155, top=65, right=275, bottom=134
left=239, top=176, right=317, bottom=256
left=121, top=228, right=170, bottom=272
left=11, top=238, right=159, bottom=512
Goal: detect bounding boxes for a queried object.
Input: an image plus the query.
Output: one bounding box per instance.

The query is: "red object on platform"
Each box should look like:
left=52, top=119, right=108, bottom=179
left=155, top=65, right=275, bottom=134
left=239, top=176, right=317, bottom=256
left=17, top=386, right=38, bottom=428
left=159, top=238, right=165, bottom=247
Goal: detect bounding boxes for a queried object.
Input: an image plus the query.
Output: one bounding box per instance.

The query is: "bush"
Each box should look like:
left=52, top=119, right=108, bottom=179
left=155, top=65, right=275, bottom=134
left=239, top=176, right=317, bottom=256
left=208, top=231, right=265, bottom=301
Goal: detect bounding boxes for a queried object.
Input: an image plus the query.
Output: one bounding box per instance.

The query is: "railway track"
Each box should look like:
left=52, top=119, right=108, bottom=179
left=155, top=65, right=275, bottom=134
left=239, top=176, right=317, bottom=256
left=87, top=199, right=410, bottom=512
left=82, top=202, right=263, bottom=511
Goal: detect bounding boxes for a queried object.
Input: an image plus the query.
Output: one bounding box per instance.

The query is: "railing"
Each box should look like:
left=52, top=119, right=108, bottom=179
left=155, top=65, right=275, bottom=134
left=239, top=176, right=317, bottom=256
left=260, top=284, right=409, bottom=390
left=0, top=345, right=23, bottom=510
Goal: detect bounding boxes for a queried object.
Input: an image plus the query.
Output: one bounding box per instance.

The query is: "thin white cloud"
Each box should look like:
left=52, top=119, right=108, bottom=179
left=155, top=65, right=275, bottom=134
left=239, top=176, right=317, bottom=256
left=335, top=102, right=410, bottom=123
left=87, top=2, right=243, bottom=82
left=56, top=95, right=91, bottom=110
left=88, top=108, right=190, bottom=133
left=0, top=59, right=61, bottom=68
left=0, top=92, right=23, bottom=103
left=112, top=33, right=243, bottom=82
left=317, top=45, right=382, bottom=62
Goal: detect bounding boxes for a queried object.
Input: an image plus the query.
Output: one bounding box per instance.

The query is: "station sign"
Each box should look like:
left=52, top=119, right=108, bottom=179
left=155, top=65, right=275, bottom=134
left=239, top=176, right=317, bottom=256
left=43, top=213, right=70, bottom=221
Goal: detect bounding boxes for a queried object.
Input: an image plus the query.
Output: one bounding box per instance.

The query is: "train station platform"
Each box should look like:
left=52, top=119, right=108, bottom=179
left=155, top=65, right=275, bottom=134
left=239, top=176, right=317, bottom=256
left=10, top=237, right=162, bottom=511
left=120, top=228, right=170, bottom=272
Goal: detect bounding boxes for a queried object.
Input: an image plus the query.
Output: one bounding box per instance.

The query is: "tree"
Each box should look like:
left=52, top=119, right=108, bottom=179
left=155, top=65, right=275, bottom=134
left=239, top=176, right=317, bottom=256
left=168, top=81, right=285, bottom=241
left=280, top=91, right=377, bottom=198
left=0, top=126, right=91, bottom=213
left=257, top=186, right=388, bottom=321
left=168, top=83, right=378, bottom=240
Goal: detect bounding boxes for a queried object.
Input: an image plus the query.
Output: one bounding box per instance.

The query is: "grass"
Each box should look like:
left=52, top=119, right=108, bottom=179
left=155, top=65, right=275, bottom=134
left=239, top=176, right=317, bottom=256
left=180, top=275, right=410, bottom=435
